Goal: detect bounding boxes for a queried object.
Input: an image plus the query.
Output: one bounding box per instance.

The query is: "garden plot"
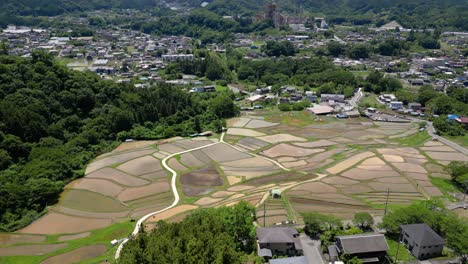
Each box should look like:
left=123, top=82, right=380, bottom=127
left=41, top=245, right=107, bottom=264
left=179, top=152, right=206, bottom=168
left=180, top=165, right=224, bottom=197
left=0, top=243, right=68, bottom=256
left=65, top=178, right=123, bottom=197
left=117, top=182, right=170, bottom=202
left=289, top=197, right=377, bottom=219
left=256, top=134, right=307, bottom=144
left=293, top=140, right=337, bottom=148
left=202, top=143, right=252, bottom=162
left=113, top=140, right=158, bottom=152
left=256, top=198, right=290, bottom=226
left=19, top=213, right=112, bottom=234
left=117, top=155, right=163, bottom=176
left=85, top=149, right=155, bottom=174
left=237, top=137, right=270, bottom=151
left=85, top=167, right=149, bottom=187
left=0, top=233, right=45, bottom=246
left=227, top=128, right=266, bottom=137
left=57, top=232, right=90, bottom=242
left=327, top=152, right=375, bottom=174
left=60, top=189, right=128, bottom=213
left=262, top=143, right=324, bottom=158
left=245, top=119, right=279, bottom=129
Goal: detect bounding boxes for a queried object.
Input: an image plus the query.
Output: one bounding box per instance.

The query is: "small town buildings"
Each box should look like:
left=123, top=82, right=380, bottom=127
left=257, top=227, right=303, bottom=258
left=401, top=223, right=444, bottom=260
left=307, top=105, right=334, bottom=115
left=162, top=54, right=194, bottom=62
left=408, top=102, right=422, bottom=111
left=334, top=234, right=389, bottom=263
left=269, top=256, right=307, bottom=264
left=321, top=94, right=345, bottom=103
left=390, top=101, right=403, bottom=110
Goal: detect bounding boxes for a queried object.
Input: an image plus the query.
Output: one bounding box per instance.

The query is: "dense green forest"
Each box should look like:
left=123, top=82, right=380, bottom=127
left=0, top=53, right=238, bottom=231
left=118, top=201, right=258, bottom=264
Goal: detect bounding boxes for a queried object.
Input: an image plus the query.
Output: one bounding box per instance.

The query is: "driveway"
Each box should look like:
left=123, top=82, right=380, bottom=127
left=300, top=233, right=325, bottom=264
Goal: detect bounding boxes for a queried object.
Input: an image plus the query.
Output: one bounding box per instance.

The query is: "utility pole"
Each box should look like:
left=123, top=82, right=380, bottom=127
left=263, top=200, right=266, bottom=227
left=394, top=231, right=402, bottom=263
left=384, top=188, right=390, bottom=216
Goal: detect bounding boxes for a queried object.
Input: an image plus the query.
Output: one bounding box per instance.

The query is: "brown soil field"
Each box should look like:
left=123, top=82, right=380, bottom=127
left=65, top=178, right=123, bottom=197
left=237, top=137, right=270, bottom=151
left=424, top=141, right=444, bottom=146
left=306, top=148, right=345, bottom=163
left=117, top=156, right=163, bottom=176
left=357, top=164, right=395, bottom=171
left=262, top=143, right=324, bottom=158
left=258, top=215, right=288, bottom=226
left=277, top=157, right=297, bottom=162
left=211, top=191, right=235, bottom=198
left=0, top=243, right=68, bottom=256
left=180, top=152, right=205, bottom=168
left=227, top=176, right=242, bottom=185
left=224, top=170, right=276, bottom=179
left=230, top=117, right=251, bottom=127
left=245, top=119, right=279, bottom=129
left=322, top=176, right=360, bottom=185
left=60, top=189, right=128, bottom=213
left=393, top=163, right=427, bottom=173
left=425, top=151, right=468, bottom=161
left=342, top=168, right=400, bottom=180
left=86, top=167, right=149, bottom=187
left=85, top=149, right=155, bottom=174
left=118, top=182, right=170, bottom=202
left=140, top=170, right=168, bottom=181
left=291, top=182, right=337, bottom=193
left=227, top=185, right=254, bottom=192
left=180, top=166, right=223, bottom=186
left=53, top=206, right=129, bottom=219
left=340, top=185, right=374, bottom=194
left=174, top=139, right=213, bottom=150
left=368, top=182, right=418, bottom=192
left=113, top=141, right=158, bottom=152
left=0, top=234, right=45, bottom=245
left=227, top=128, right=266, bottom=137
left=327, top=152, right=375, bottom=174
left=182, top=186, right=213, bottom=197
left=152, top=152, right=167, bottom=159
left=157, top=143, right=186, bottom=154
left=283, top=160, right=307, bottom=168
left=415, top=180, right=434, bottom=187
left=406, top=172, right=430, bottom=181
left=202, top=144, right=252, bottom=162
left=382, top=154, right=405, bottom=163
left=377, top=148, right=425, bottom=159
left=405, top=157, right=427, bottom=164
left=376, top=177, right=411, bottom=183
left=19, top=213, right=111, bottom=235
left=167, top=212, right=192, bottom=223
left=130, top=203, right=173, bottom=219
left=57, top=232, right=91, bottom=242
left=146, top=205, right=198, bottom=222
left=293, top=140, right=336, bottom=148
left=431, top=173, right=451, bottom=179
left=222, top=157, right=276, bottom=168
left=195, top=197, right=223, bottom=206
left=168, top=158, right=187, bottom=172
left=256, top=209, right=288, bottom=217
left=361, top=157, right=386, bottom=165
left=246, top=172, right=315, bottom=186
left=420, top=146, right=457, bottom=152
left=257, top=134, right=307, bottom=143
left=41, top=245, right=107, bottom=264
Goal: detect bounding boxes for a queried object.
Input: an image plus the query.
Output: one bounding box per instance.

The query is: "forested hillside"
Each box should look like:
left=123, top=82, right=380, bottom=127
left=0, top=52, right=238, bottom=231
left=118, top=202, right=258, bottom=264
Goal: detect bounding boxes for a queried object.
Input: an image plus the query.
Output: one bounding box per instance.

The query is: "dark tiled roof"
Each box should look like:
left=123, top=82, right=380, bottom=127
left=269, top=256, right=308, bottom=264
left=257, top=227, right=298, bottom=243
left=401, top=223, right=444, bottom=246
left=337, top=234, right=389, bottom=254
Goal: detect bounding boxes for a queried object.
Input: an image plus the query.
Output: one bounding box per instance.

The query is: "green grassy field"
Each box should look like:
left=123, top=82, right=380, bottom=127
left=429, top=176, right=459, bottom=202
left=445, top=134, right=468, bottom=147
left=358, top=94, right=386, bottom=109
left=395, top=131, right=430, bottom=147
left=0, top=221, right=133, bottom=264
left=264, top=109, right=330, bottom=127
left=386, top=237, right=416, bottom=262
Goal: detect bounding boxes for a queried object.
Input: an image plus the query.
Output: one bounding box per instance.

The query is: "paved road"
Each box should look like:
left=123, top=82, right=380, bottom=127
left=300, top=234, right=325, bottom=264
left=349, top=87, right=363, bottom=108
left=426, top=122, right=468, bottom=155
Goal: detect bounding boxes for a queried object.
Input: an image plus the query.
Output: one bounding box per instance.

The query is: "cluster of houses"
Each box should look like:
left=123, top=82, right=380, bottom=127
left=256, top=223, right=445, bottom=264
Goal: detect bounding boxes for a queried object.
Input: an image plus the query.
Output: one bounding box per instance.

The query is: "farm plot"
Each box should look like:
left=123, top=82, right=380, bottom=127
left=60, top=189, right=128, bottom=213
left=326, top=152, right=375, bottom=174
left=85, top=167, right=149, bottom=187
left=237, top=137, right=270, bottom=151
left=179, top=152, right=206, bottom=168
left=180, top=165, right=224, bottom=197
left=256, top=134, right=307, bottom=144
left=0, top=233, right=45, bottom=246
left=293, top=139, right=337, bottom=148
left=227, top=128, right=266, bottom=137
left=117, top=182, right=170, bottom=202
left=19, top=213, right=112, bottom=234
left=262, top=143, right=324, bottom=158
left=113, top=140, right=158, bottom=152
left=65, top=178, right=123, bottom=197
left=256, top=198, right=289, bottom=227
left=117, top=155, right=163, bottom=175
left=85, top=148, right=155, bottom=174
left=0, top=244, right=68, bottom=256
left=202, top=143, right=252, bottom=162
left=40, top=245, right=107, bottom=264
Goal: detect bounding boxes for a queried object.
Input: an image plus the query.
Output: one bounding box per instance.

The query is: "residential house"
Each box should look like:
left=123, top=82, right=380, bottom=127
left=257, top=227, right=303, bottom=258
left=334, top=233, right=389, bottom=263
left=390, top=101, right=403, bottom=110
left=269, top=256, right=308, bottom=264
left=401, top=223, right=444, bottom=260
left=408, top=102, right=422, bottom=111
left=321, top=94, right=345, bottom=103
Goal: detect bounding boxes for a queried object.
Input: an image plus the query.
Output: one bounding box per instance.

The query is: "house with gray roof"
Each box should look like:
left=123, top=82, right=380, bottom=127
left=257, top=227, right=303, bottom=258
left=335, top=233, right=389, bottom=263
left=401, top=223, right=444, bottom=259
